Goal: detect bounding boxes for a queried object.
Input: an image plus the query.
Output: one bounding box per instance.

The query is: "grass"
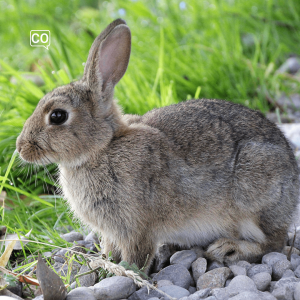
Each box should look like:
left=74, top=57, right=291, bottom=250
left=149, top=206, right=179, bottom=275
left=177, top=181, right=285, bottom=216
left=1, top=0, right=300, bottom=288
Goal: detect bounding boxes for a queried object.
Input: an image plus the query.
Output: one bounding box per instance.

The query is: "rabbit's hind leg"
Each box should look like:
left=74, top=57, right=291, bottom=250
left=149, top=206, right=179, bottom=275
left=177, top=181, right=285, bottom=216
left=205, top=237, right=264, bottom=265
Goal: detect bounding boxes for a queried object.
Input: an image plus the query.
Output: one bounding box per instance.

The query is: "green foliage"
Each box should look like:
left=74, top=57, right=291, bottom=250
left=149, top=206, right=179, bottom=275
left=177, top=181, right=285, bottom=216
left=0, top=0, right=300, bottom=262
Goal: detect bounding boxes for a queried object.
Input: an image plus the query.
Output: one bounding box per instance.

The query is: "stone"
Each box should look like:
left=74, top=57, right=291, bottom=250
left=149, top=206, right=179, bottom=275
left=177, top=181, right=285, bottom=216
left=197, top=267, right=231, bottom=290
left=225, top=279, right=231, bottom=287
left=170, top=250, right=197, bottom=269
left=277, top=57, right=300, bottom=74
left=6, top=281, right=22, bottom=297
left=229, top=265, right=247, bottom=276
left=159, top=285, right=190, bottom=298
left=274, top=276, right=300, bottom=293
left=211, top=287, right=230, bottom=300
left=282, top=246, right=300, bottom=256
left=279, top=124, right=300, bottom=149
left=188, top=286, right=196, bottom=294
left=272, top=285, right=294, bottom=300
left=294, top=282, right=300, bottom=300
left=207, top=261, right=224, bottom=271
left=247, top=264, right=272, bottom=278
left=93, top=276, right=136, bottom=299
left=295, top=265, right=300, bottom=278
left=156, top=280, right=173, bottom=288
left=70, top=281, right=77, bottom=289
left=236, top=260, right=251, bottom=270
left=78, top=265, right=97, bottom=287
left=128, top=287, right=161, bottom=300
left=262, top=252, right=287, bottom=267
left=291, top=254, right=300, bottom=271
left=272, top=259, right=292, bottom=280
left=153, top=244, right=176, bottom=272
left=148, top=298, right=160, bottom=300
left=85, top=231, right=99, bottom=243
left=252, top=272, right=271, bottom=291
left=206, top=297, right=217, bottom=300
left=226, top=275, right=257, bottom=297
left=282, top=269, right=295, bottom=278
left=229, top=291, right=276, bottom=300
left=61, top=232, right=84, bottom=243
left=153, top=264, right=192, bottom=289
left=192, top=257, right=207, bottom=281
left=66, top=287, right=97, bottom=300
left=187, top=288, right=211, bottom=299
left=53, top=249, right=69, bottom=263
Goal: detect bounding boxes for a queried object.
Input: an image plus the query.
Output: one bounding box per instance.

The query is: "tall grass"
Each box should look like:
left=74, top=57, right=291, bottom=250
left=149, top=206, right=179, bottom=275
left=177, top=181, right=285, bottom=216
left=1, top=0, right=300, bottom=256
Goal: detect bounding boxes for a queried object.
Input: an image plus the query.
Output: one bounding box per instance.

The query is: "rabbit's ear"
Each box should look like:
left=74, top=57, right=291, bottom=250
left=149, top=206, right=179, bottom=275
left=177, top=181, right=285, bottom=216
left=83, top=19, right=131, bottom=99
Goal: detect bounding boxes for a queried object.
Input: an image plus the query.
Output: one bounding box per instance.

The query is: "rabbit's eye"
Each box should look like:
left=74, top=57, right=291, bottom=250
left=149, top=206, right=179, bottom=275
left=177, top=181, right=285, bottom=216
left=50, top=109, right=68, bottom=125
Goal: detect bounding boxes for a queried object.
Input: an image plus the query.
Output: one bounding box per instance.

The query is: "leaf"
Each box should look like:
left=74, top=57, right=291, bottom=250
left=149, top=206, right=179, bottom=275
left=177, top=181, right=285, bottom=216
left=0, top=239, right=16, bottom=267
left=0, top=266, right=39, bottom=286
left=36, top=254, right=67, bottom=300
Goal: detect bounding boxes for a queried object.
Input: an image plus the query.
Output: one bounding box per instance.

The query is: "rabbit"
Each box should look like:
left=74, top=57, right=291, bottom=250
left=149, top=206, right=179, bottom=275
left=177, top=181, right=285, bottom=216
left=16, top=18, right=299, bottom=270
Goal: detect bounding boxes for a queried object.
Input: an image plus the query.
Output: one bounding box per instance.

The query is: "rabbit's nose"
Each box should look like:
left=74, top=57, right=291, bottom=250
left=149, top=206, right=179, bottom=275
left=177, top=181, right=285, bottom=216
left=16, top=134, right=25, bottom=153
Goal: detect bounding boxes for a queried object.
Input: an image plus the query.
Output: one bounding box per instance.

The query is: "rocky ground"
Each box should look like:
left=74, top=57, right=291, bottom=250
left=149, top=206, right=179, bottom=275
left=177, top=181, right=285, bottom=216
left=11, top=228, right=300, bottom=300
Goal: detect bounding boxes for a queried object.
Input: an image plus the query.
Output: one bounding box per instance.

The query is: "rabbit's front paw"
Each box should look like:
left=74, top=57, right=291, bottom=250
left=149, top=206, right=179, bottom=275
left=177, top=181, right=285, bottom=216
left=205, top=238, right=239, bottom=265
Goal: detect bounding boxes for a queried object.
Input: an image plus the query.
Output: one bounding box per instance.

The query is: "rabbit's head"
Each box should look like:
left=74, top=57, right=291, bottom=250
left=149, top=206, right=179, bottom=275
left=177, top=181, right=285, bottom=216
left=16, top=19, right=131, bottom=167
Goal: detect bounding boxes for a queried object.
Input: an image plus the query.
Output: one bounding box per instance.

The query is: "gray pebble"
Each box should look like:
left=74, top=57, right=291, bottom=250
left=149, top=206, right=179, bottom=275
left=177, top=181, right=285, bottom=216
left=272, top=285, right=294, bottom=300
left=70, top=281, right=78, bottom=289
left=93, top=276, right=136, bottom=299
left=207, top=261, right=224, bottom=271
left=282, top=269, right=295, bottom=278
left=226, top=275, right=257, bottom=297
left=277, top=57, right=300, bottom=74
left=128, top=287, right=161, bottom=300
left=236, top=260, right=251, bottom=270
left=61, top=232, right=83, bottom=243
left=272, top=259, right=292, bottom=280
left=294, top=282, right=300, bottom=300
left=157, top=280, right=173, bottom=288
left=225, top=279, right=232, bottom=287
left=247, top=264, right=272, bottom=278
left=188, top=286, right=196, bottom=294
left=170, top=250, right=197, bottom=269
left=205, top=297, right=217, bottom=300
left=192, top=257, right=207, bottom=281
left=188, top=288, right=211, bottom=300
left=211, top=287, right=229, bottom=300
left=262, top=252, right=287, bottom=267
left=197, top=267, right=232, bottom=290
left=252, top=272, right=271, bottom=291
left=148, top=298, right=160, bottom=300
left=66, top=287, right=96, bottom=300
left=85, top=231, right=99, bottom=243
left=229, top=291, right=275, bottom=300
left=295, top=265, right=300, bottom=278
left=229, top=265, right=247, bottom=276
left=159, top=285, right=190, bottom=298
left=153, top=264, right=192, bottom=289
left=78, top=265, right=97, bottom=287
left=274, top=276, right=300, bottom=293
left=291, top=254, right=300, bottom=271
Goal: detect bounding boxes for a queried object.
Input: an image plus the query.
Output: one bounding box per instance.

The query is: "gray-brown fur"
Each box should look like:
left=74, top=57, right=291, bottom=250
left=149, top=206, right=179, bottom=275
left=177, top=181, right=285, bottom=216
left=17, top=19, right=299, bottom=269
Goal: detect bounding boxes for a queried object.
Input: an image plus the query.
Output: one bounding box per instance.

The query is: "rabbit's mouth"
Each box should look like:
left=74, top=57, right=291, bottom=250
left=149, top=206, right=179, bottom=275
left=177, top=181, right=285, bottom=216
left=17, top=139, right=55, bottom=166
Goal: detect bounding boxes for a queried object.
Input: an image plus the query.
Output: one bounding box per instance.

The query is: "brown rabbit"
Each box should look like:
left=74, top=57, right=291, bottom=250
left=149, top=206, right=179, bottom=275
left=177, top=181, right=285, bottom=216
left=17, top=19, right=299, bottom=269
